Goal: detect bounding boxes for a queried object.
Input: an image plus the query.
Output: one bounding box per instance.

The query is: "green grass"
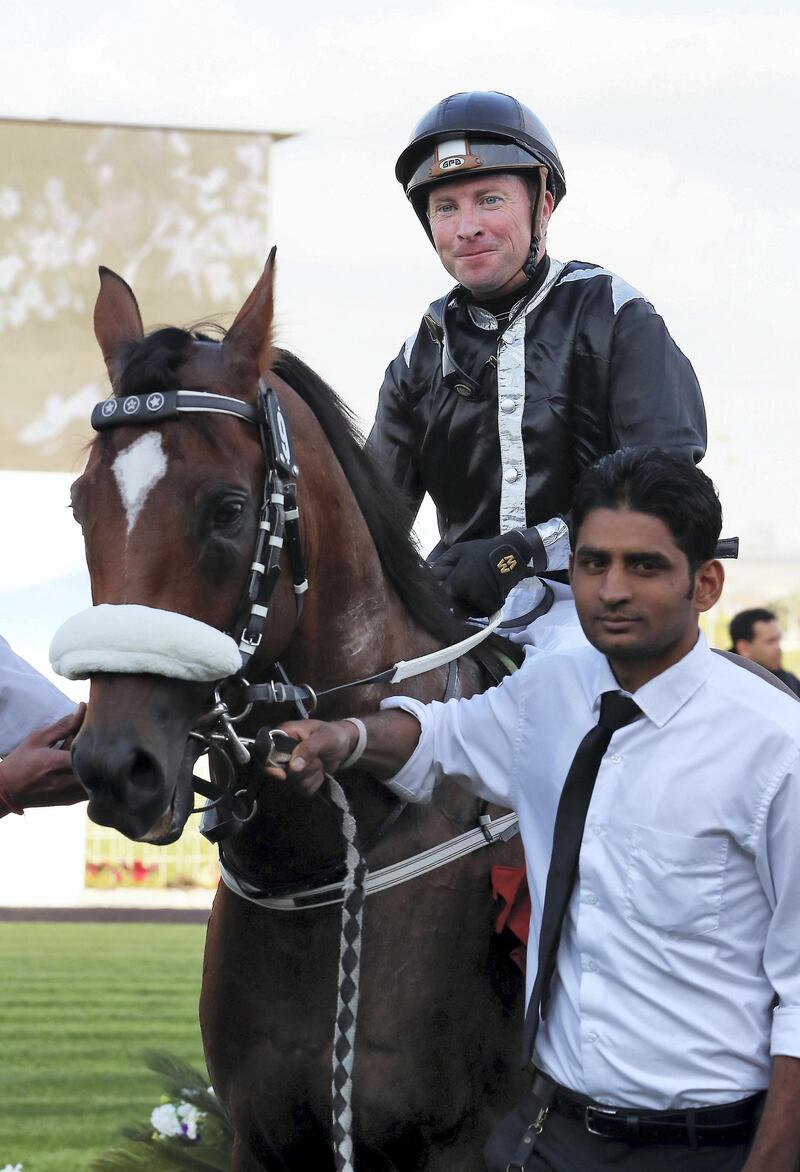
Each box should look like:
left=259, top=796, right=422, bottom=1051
left=0, top=922, right=207, bottom=1172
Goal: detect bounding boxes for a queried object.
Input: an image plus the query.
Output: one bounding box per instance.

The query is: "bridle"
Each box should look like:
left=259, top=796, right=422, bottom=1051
left=65, top=378, right=514, bottom=859
left=92, top=381, right=309, bottom=677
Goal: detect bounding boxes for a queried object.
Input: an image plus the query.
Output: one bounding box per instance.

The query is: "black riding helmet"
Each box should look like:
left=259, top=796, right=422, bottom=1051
left=396, top=91, right=566, bottom=277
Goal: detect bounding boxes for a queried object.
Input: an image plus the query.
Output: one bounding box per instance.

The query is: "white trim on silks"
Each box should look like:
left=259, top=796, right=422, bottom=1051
left=496, top=258, right=566, bottom=534
left=496, top=312, right=528, bottom=532
left=49, top=604, right=242, bottom=682
left=522, top=256, right=566, bottom=320
left=402, top=329, right=419, bottom=367
left=557, top=265, right=646, bottom=315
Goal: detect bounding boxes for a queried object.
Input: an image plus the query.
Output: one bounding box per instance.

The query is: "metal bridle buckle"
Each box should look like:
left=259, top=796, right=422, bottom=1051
left=585, top=1105, right=618, bottom=1137
left=239, top=629, right=263, bottom=654
left=199, top=682, right=254, bottom=766
left=215, top=681, right=254, bottom=724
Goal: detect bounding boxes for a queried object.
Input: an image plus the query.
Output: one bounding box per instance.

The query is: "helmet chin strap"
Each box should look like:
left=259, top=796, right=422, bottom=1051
left=523, top=166, right=548, bottom=281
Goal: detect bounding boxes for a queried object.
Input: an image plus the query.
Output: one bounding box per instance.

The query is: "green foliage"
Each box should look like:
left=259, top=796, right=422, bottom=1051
left=88, top=1050, right=233, bottom=1171
left=88, top=1051, right=232, bottom=1171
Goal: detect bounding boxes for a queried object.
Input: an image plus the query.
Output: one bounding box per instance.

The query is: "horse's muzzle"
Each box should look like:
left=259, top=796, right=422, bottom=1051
left=72, top=676, right=209, bottom=842
left=72, top=724, right=181, bottom=841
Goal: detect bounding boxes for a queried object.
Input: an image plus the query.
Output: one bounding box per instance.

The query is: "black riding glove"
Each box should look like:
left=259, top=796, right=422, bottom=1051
left=429, top=528, right=546, bottom=617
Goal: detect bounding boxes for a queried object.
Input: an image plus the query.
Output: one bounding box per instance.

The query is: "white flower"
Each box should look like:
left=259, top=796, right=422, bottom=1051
left=151, top=1103, right=184, bottom=1138
left=151, top=1099, right=205, bottom=1141
left=177, top=1101, right=204, bottom=1140
left=2, top=1164, right=24, bottom=1171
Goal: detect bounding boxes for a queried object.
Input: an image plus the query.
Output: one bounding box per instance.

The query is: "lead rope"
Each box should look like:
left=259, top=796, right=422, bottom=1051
left=326, top=773, right=368, bottom=1172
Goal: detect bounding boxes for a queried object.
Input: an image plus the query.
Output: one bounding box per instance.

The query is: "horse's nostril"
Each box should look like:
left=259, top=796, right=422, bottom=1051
left=127, top=749, right=166, bottom=810
left=73, top=731, right=171, bottom=836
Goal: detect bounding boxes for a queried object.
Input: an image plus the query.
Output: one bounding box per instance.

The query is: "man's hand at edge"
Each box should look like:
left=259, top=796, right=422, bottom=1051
left=0, top=704, right=87, bottom=816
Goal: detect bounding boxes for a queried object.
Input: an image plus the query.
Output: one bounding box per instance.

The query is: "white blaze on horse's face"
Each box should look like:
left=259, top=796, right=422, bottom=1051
left=112, top=432, right=168, bottom=536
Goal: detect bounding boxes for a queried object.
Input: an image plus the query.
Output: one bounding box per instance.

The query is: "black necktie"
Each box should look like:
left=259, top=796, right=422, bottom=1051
left=521, top=690, right=643, bottom=1065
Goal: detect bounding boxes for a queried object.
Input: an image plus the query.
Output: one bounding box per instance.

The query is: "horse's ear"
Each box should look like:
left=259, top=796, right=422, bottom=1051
left=93, top=267, right=144, bottom=382
left=223, top=246, right=276, bottom=389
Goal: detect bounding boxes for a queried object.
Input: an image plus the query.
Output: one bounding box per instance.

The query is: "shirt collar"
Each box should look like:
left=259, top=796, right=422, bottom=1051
left=589, top=632, right=714, bottom=730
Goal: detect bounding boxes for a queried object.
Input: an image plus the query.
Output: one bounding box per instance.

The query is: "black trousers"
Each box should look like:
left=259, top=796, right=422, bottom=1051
left=491, top=1105, right=752, bottom=1171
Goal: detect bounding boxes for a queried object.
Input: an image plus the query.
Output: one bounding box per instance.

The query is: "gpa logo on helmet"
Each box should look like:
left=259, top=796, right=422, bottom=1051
left=440, top=156, right=465, bottom=171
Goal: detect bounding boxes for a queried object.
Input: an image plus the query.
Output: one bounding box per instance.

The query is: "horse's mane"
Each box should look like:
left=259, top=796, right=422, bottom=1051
left=272, top=350, right=470, bottom=644
left=116, top=329, right=465, bottom=645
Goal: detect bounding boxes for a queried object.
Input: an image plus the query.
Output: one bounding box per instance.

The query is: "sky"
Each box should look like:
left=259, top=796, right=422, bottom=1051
left=1, top=0, right=798, bottom=676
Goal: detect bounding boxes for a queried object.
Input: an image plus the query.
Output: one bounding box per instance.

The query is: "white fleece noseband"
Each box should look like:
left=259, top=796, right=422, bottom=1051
left=50, top=604, right=242, bottom=682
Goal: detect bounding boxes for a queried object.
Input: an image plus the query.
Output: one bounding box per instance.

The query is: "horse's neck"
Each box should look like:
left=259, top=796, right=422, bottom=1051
left=228, top=390, right=485, bottom=881
left=284, top=528, right=450, bottom=713
left=278, top=415, right=454, bottom=712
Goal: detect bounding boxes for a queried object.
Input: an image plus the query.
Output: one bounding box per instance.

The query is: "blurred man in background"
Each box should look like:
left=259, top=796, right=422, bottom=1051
left=730, top=609, right=800, bottom=697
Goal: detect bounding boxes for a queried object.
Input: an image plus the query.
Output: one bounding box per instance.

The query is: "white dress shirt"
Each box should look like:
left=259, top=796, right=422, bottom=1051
left=500, top=576, right=586, bottom=654
left=383, top=633, right=800, bottom=1109
left=0, top=635, right=75, bottom=758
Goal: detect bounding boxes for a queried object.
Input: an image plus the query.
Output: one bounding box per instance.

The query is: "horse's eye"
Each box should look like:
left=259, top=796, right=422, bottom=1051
left=213, top=496, right=246, bottom=528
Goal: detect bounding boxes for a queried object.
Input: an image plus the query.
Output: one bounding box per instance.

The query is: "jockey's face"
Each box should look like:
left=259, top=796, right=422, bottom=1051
left=570, top=507, right=723, bottom=693
left=427, top=173, right=550, bottom=298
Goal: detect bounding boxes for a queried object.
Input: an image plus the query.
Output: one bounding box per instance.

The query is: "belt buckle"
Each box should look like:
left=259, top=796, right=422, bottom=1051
left=584, top=1104, right=618, bottom=1137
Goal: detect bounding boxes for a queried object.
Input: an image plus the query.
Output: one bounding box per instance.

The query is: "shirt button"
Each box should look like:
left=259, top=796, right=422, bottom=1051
left=585, top=1032, right=599, bottom=1044
left=588, top=822, right=602, bottom=836
left=586, top=960, right=598, bottom=972
left=584, top=893, right=598, bottom=906
left=500, top=397, right=515, bottom=413
left=503, top=467, right=519, bottom=483
left=610, top=753, right=622, bottom=764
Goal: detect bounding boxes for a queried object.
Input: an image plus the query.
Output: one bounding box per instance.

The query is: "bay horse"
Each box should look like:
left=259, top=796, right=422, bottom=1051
left=60, top=251, right=527, bottom=1170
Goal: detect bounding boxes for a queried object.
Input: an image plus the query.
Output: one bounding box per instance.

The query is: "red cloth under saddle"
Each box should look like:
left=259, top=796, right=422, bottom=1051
left=491, top=863, right=531, bottom=975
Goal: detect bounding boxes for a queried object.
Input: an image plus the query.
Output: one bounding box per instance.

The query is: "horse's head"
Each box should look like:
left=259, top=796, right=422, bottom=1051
left=61, top=251, right=299, bottom=843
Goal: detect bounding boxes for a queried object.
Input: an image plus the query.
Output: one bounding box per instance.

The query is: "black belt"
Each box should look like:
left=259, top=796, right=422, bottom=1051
left=533, top=1071, right=765, bottom=1148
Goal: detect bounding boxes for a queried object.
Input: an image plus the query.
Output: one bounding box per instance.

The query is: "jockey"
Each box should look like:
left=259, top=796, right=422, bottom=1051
left=366, top=91, right=707, bottom=643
